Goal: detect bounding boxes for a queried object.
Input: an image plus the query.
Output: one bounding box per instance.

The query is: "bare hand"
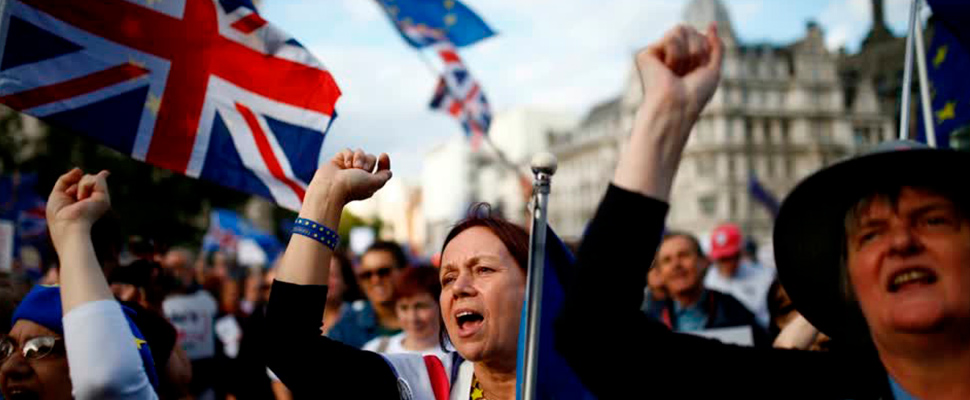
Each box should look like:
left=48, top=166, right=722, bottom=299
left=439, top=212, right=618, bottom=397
left=636, top=23, right=723, bottom=123
left=47, top=168, right=111, bottom=245
left=306, top=149, right=392, bottom=208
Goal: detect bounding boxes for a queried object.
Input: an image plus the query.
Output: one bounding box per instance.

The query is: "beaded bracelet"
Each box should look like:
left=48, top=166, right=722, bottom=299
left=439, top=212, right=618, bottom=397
left=292, top=217, right=340, bottom=250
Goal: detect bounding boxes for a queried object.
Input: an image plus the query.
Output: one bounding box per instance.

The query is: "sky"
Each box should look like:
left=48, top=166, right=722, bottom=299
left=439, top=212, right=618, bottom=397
left=260, top=0, right=916, bottom=183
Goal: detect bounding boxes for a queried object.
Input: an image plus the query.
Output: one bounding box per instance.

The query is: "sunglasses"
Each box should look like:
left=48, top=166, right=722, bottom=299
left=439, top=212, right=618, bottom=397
left=0, top=336, right=63, bottom=363
left=358, top=267, right=394, bottom=281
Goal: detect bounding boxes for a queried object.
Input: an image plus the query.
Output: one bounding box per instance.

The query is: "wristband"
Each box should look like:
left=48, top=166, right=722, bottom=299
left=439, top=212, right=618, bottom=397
left=292, top=217, right=339, bottom=250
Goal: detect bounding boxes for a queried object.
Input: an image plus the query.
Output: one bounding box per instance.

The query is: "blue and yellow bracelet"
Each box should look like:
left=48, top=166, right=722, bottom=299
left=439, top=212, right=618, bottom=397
left=292, top=217, right=340, bottom=250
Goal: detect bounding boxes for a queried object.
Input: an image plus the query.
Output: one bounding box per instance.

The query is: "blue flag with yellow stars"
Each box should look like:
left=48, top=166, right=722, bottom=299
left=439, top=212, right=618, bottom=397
left=920, top=2, right=970, bottom=149
left=515, top=226, right=597, bottom=400
left=375, top=0, right=494, bottom=48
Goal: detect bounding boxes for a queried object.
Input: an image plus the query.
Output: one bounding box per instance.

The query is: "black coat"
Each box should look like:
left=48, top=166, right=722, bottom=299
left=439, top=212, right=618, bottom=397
left=556, top=185, right=893, bottom=399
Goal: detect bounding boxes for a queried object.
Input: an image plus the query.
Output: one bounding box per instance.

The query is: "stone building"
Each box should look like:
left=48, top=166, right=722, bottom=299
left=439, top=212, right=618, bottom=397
left=548, top=0, right=896, bottom=244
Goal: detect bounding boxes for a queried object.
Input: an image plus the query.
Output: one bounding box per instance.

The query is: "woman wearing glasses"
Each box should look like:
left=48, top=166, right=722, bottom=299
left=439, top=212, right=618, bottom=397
left=266, top=150, right=530, bottom=399
left=0, top=169, right=158, bottom=400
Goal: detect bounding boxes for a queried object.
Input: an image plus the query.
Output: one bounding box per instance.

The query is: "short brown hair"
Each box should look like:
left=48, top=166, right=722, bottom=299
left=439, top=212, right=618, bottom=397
left=440, top=203, right=529, bottom=273
left=392, top=267, right=441, bottom=303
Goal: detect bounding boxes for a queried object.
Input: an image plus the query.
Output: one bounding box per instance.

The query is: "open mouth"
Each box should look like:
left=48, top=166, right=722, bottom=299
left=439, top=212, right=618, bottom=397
left=888, top=268, right=938, bottom=293
left=455, top=310, right=484, bottom=337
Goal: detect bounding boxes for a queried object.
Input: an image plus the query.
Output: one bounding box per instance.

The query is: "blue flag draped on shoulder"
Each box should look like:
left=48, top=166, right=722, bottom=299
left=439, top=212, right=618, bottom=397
left=0, top=0, right=341, bottom=211
left=918, top=1, right=970, bottom=149
left=375, top=0, right=495, bottom=48
left=515, top=226, right=597, bottom=400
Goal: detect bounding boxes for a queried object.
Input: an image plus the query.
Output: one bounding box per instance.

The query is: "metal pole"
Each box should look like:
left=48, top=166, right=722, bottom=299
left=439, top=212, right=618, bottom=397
left=898, top=0, right=920, bottom=140
left=912, top=0, right=937, bottom=147
left=520, top=152, right=557, bottom=400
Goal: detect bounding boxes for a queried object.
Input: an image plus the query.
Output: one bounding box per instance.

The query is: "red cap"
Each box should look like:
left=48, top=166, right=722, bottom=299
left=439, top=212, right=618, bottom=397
left=709, top=223, right=742, bottom=260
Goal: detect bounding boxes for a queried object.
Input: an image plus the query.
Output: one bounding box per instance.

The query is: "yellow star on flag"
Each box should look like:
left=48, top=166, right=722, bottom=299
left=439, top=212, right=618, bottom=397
left=135, top=338, right=147, bottom=349
left=934, top=45, right=948, bottom=68
left=444, top=0, right=455, bottom=9
left=444, top=13, right=457, bottom=26
left=146, top=93, right=162, bottom=115
left=143, top=0, right=163, bottom=7
left=937, top=101, right=957, bottom=124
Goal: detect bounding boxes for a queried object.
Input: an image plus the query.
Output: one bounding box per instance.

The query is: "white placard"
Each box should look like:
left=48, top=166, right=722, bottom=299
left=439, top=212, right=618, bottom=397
left=689, top=326, right=754, bottom=347
left=0, top=220, right=14, bottom=272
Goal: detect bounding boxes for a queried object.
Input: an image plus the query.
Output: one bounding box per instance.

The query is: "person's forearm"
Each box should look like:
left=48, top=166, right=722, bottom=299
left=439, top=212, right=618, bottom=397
left=274, top=191, right=343, bottom=286
left=56, top=230, right=113, bottom=313
left=612, top=100, right=693, bottom=202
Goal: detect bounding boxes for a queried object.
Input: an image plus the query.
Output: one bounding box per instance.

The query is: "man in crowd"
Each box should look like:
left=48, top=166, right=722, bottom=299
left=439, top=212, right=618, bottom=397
left=705, top=223, right=775, bottom=328
left=643, top=231, right=769, bottom=347
left=328, top=241, right=407, bottom=348
left=162, top=248, right=219, bottom=400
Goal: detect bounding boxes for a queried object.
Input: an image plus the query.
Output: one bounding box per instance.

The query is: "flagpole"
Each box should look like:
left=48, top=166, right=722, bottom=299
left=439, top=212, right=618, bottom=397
left=899, top=0, right=919, bottom=140
left=911, top=0, right=937, bottom=147
left=521, top=152, right=557, bottom=400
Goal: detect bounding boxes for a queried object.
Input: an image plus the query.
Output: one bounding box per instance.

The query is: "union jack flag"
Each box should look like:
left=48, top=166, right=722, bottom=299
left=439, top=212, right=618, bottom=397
left=0, top=0, right=341, bottom=211
left=402, top=24, right=491, bottom=148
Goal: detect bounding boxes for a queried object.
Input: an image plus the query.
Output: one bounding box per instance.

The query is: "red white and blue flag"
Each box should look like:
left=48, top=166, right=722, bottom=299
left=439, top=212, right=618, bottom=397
left=0, top=0, right=341, bottom=211
left=403, top=24, right=491, bottom=148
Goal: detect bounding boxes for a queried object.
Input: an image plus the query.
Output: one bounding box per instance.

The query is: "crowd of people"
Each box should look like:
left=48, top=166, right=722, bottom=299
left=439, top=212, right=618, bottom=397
left=2, top=21, right=969, bottom=400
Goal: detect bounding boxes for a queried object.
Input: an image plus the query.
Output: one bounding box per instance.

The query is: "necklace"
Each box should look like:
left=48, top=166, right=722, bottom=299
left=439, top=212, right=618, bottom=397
left=470, top=374, right=489, bottom=400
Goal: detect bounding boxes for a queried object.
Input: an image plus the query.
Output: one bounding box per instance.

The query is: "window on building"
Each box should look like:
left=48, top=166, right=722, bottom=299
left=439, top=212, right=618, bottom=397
left=727, top=155, right=736, bottom=178
left=786, top=156, right=794, bottom=178
left=699, top=195, right=718, bottom=216
left=696, top=157, right=714, bottom=177
left=781, top=120, right=790, bottom=145
left=745, top=118, right=753, bottom=144
left=763, top=121, right=772, bottom=146
left=767, top=155, right=776, bottom=177
left=729, top=194, right=738, bottom=218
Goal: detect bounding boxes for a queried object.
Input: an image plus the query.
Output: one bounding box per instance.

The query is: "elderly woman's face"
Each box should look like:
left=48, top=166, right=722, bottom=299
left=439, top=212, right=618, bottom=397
left=440, top=227, right=526, bottom=365
left=0, top=320, right=72, bottom=400
left=846, top=187, right=970, bottom=341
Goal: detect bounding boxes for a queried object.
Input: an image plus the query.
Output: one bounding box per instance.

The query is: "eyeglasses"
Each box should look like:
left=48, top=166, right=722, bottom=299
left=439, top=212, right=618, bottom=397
left=358, top=267, right=394, bottom=281
left=0, top=336, right=63, bottom=363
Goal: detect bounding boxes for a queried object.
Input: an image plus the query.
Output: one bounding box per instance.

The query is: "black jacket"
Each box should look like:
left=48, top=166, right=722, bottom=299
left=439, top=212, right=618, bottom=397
left=556, top=184, right=892, bottom=399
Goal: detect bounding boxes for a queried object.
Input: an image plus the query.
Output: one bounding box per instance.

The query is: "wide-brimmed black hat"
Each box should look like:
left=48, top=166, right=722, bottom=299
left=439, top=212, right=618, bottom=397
left=773, top=140, right=970, bottom=340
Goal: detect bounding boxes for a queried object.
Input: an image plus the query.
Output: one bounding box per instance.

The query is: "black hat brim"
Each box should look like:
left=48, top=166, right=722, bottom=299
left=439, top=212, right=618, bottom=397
left=773, top=148, right=970, bottom=340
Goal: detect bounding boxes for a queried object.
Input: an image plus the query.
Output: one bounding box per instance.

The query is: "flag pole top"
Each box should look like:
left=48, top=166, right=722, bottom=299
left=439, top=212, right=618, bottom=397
left=531, top=152, right=558, bottom=176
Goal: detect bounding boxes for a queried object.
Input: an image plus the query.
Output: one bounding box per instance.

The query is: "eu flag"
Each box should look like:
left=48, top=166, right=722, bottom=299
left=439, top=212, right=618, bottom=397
left=376, top=0, right=495, bottom=48
left=920, top=2, right=970, bottom=149
left=515, top=226, right=596, bottom=400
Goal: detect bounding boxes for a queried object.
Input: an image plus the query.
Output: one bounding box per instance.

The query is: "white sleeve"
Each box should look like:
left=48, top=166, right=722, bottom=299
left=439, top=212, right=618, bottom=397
left=63, top=300, right=158, bottom=400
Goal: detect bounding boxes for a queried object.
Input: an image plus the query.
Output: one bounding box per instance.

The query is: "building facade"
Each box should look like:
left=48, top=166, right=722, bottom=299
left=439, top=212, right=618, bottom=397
left=549, top=0, right=896, bottom=244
